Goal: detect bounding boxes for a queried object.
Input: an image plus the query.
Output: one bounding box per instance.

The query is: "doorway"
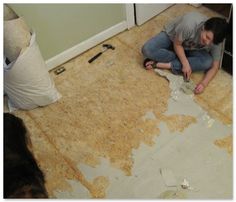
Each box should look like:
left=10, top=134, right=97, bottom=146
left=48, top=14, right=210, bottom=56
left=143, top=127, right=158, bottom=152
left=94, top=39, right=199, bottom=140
left=134, top=4, right=173, bottom=26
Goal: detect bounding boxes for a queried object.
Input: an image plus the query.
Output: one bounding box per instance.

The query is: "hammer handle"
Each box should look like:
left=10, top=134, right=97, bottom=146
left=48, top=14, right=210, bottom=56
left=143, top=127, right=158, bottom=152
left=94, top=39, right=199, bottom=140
left=88, top=52, right=102, bottom=63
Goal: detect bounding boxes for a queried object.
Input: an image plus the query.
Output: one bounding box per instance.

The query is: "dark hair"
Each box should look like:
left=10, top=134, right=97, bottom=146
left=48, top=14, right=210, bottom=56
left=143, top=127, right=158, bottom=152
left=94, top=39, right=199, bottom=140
left=204, top=17, right=229, bottom=45
left=4, top=113, right=48, bottom=198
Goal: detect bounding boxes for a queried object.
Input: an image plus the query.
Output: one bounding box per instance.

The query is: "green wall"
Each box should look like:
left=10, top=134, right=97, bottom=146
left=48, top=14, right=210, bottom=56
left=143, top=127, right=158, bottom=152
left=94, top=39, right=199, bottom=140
left=9, top=4, right=126, bottom=60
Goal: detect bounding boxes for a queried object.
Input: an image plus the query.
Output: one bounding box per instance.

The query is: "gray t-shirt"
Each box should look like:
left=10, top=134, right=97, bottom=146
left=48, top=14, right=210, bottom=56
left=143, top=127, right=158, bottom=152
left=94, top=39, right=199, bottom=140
left=164, top=12, right=222, bottom=61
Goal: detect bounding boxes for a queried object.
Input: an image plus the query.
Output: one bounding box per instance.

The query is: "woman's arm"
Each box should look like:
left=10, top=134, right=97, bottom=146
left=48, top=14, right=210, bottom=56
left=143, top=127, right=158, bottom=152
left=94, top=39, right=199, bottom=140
left=194, top=60, right=220, bottom=94
left=173, top=37, right=192, bottom=80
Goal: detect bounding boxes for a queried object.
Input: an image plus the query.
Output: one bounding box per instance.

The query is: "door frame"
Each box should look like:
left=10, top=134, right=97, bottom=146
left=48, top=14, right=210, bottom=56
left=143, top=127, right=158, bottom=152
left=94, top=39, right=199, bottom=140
left=125, top=4, right=135, bottom=29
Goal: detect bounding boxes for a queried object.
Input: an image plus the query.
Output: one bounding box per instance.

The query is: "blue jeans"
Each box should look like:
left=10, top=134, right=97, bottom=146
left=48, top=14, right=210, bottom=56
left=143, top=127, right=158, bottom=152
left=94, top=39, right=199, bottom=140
left=141, top=31, right=213, bottom=74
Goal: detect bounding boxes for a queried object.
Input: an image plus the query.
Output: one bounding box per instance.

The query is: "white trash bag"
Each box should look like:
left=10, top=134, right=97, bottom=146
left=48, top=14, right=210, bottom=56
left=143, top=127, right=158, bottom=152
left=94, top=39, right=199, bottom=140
left=4, top=32, right=61, bottom=111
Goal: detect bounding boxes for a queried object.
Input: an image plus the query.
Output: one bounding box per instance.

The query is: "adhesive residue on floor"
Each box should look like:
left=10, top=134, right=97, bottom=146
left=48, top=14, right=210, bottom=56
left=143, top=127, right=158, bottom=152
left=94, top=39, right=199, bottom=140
left=214, top=135, right=232, bottom=154
left=12, top=43, right=232, bottom=199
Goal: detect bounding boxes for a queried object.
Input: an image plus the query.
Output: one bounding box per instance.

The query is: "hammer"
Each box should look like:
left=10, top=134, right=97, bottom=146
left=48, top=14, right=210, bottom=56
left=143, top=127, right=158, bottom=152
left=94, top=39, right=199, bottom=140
left=88, top=44, right=115, bottom=63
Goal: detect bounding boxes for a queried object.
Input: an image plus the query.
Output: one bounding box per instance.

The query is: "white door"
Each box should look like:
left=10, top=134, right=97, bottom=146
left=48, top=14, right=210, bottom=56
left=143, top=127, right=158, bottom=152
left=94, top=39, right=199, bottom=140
left=135, top=4, right=173, bottom=26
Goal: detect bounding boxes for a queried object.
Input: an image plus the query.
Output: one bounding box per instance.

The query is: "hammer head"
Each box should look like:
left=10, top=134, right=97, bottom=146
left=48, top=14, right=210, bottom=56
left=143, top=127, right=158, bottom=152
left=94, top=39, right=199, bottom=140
left=102, top=44, right=115, bottom=50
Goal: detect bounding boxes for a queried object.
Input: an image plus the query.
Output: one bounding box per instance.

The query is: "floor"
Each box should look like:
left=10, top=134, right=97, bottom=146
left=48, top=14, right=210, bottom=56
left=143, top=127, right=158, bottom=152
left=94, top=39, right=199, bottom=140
left=8, top=4, right=232, bottom=199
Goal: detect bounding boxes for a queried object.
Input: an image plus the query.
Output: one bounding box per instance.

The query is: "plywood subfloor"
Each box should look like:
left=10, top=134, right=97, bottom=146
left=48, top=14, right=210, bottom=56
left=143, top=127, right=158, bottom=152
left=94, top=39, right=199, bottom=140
left=9, top=4, right=232, bottom=199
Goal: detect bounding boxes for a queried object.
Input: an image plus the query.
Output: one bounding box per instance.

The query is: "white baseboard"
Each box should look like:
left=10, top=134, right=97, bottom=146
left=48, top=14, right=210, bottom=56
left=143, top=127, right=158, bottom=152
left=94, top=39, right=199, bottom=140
left=46, top=21, right=128, bottom=71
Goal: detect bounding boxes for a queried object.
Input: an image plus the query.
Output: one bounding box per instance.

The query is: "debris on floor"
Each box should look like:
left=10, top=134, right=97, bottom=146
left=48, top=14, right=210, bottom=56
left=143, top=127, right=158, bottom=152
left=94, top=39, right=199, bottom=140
left=154, top=69, right=195, bottom=101
left=198, top=112, right=215, bottom=128
left=54, top=66, right=66, bottom=75
left=181, top=178, right=199, bottom=192
left=160, top=168, right=177, bottom=187
left=181, top=178, right=193, bottom=190
left=180, top=80, right=196, bottom=95
left=105, top=60, right=114, bottom=67
left=159, top=190, right=187, bottom=199
left=142, top=110, right=157, bottom=121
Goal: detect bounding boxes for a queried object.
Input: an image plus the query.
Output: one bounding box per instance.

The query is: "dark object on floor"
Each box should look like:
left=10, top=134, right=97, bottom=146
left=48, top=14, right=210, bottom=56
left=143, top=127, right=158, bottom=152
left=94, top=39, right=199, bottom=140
left=88, top=44, right=115, bottom=63
left=54, top=66, right=66, bottom=75
left=4, top=113, right=48, bottom=198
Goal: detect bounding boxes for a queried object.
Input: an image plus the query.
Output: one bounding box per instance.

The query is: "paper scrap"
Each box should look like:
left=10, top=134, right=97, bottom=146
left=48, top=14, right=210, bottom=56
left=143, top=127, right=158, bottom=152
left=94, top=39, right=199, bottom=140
left=181, top=178, right=197, bottom=191
left=160, top=168, right=177, bottom=187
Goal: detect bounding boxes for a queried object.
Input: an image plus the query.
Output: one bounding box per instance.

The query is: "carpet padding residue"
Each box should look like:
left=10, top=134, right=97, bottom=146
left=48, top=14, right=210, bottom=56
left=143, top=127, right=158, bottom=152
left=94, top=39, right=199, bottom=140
left=214, top=135, right=232, bottom=155
left=13, top=46, right=197, bottom=197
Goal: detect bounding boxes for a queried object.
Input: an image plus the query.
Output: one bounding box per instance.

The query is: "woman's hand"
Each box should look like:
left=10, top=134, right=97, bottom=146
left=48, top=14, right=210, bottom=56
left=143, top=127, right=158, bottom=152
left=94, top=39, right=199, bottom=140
left=194, top=82, right=205, bottom=94
left=182, top=64, right=192, bottom=81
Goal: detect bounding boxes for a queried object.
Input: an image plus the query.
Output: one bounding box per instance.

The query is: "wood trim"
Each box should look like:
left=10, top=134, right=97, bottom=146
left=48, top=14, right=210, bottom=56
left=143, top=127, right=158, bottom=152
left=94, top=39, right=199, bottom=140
left=125, top=4, right=135, bottom=29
